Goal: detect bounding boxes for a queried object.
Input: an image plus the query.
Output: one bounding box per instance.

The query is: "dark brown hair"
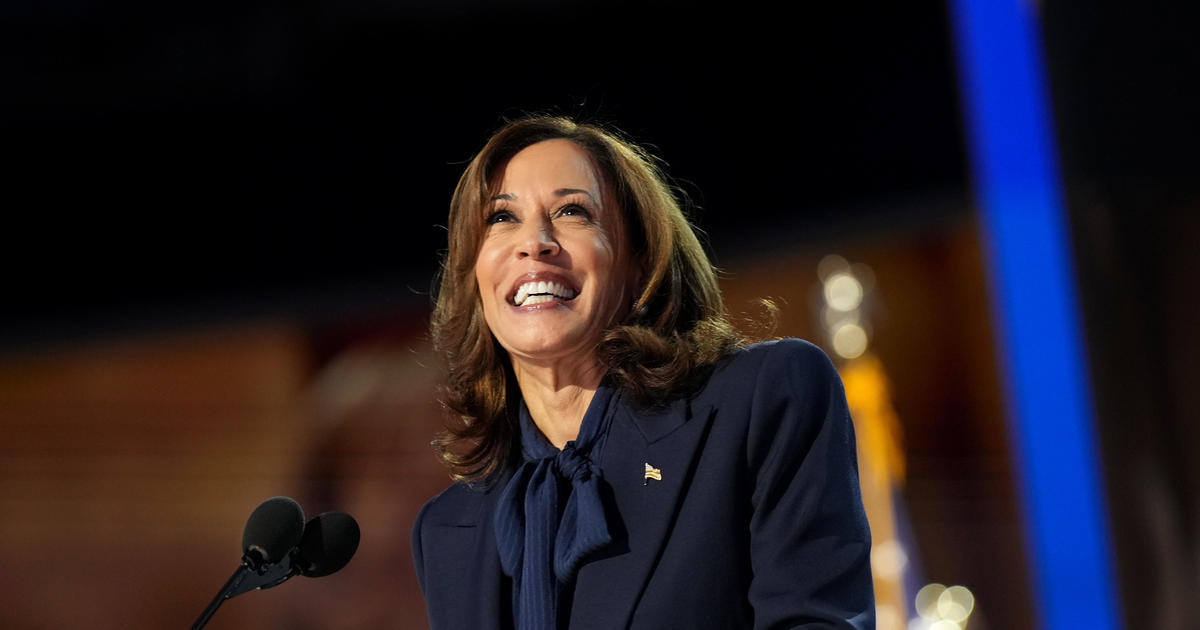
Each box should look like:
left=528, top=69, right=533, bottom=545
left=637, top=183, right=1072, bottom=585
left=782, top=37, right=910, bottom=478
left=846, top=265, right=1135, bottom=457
left=430, top=116, right=739, bottom=481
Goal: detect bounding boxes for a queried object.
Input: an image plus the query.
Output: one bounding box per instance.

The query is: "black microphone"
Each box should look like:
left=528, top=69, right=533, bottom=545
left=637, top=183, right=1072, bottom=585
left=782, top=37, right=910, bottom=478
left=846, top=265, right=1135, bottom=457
left=189, top=499, right=362, bottom=630
left=294, top=511, right=361, bottom=578
left=190, top=496, right=305, bottom=630
left=242, top=496, right=306, bottom=570
left=240, top=511, right=362, bottom=594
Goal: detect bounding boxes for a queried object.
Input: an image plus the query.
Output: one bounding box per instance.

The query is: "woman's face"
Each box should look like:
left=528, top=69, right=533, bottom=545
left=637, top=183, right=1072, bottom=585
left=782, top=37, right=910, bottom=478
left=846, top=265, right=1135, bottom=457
left=474, top=139, right=636, bottom=368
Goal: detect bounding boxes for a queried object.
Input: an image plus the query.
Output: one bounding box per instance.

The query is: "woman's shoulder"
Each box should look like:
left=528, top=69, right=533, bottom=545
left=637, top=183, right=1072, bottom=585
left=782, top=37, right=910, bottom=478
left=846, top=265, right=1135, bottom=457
left=727, top=337, right=831, bottom=361
left=688, top=338, right=840, bottom=407
left=714, top=337, right=838, bottom=381
left=414, top=478, right=497, bottom=529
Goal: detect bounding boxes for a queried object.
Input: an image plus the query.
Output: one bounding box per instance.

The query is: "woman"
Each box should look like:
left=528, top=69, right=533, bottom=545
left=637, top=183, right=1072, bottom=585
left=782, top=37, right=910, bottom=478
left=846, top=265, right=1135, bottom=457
left=412, top=116, right=874, bottom=629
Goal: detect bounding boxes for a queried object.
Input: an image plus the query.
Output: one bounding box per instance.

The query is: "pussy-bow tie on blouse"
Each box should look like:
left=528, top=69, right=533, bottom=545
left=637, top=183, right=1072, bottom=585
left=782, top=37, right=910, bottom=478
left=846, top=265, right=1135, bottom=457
left=494, top=384, right=618, bottom=630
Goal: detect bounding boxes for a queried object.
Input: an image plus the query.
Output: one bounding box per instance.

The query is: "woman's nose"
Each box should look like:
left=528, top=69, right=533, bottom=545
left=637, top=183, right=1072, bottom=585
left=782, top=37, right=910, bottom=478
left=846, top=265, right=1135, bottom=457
left=518, top=221, right=560, bottom=258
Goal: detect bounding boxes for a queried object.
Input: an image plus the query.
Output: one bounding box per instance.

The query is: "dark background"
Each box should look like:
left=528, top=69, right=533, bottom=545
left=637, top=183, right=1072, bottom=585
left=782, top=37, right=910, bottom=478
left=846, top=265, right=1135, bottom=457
left=2, top=0, right=966, bottom=348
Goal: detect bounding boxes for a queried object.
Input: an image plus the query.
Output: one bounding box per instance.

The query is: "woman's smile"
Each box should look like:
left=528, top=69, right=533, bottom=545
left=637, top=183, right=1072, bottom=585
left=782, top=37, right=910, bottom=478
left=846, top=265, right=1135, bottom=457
left=508, top=272, right=580, bottom=307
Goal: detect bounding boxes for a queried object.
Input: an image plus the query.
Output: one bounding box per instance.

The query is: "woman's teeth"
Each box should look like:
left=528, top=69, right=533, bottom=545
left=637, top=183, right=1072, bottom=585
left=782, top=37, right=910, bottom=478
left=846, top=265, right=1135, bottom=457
left=513, top=280, right=577, bottom=306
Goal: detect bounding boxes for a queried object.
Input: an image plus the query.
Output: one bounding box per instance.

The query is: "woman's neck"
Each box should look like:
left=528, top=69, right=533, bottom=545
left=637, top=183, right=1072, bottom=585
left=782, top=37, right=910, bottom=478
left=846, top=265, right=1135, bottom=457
left=511, top=357, right=604, bottom=449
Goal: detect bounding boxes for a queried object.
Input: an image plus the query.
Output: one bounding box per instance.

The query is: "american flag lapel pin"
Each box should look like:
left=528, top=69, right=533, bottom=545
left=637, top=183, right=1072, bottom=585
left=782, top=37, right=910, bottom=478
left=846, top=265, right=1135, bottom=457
left=644, top=462, right=662, bottom=485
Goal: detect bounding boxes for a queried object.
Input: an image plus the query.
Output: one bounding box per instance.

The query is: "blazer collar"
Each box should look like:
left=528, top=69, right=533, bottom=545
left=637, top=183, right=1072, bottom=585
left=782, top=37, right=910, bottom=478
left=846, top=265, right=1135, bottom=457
left=419, top=394, right=717, bottom=630
left=421, top=468, right=514, bottom=630
left=569, top=393, right=717, bottom=628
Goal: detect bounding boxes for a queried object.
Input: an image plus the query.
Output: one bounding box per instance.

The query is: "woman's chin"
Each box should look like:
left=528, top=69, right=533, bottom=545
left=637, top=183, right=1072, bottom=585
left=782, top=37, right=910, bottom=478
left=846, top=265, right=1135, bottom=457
left=500, top=331, right=600, bottom=368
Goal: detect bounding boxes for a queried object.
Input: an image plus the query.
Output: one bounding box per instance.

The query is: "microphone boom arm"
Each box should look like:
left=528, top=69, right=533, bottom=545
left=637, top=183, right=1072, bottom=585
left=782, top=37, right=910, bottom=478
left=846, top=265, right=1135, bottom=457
left=189, top=551, right=300, bottom=630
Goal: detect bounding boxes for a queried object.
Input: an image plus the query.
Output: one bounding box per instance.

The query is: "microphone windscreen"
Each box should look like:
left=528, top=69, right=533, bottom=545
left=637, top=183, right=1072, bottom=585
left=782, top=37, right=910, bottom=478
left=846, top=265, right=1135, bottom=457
left=242, top=496, right=305, bottom=564
left=296, top=511, right=360, bottom=578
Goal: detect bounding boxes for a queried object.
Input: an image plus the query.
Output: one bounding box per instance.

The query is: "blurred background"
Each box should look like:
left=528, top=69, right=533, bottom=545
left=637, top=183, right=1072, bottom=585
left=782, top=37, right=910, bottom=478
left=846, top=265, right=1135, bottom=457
left=1, top=1, right=1196, bottom=629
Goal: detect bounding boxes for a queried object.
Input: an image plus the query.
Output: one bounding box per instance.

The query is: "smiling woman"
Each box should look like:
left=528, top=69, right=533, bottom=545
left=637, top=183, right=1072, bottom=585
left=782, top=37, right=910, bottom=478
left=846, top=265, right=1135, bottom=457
left=429, top=118, right=737, bottom=478
left=413, top=116, right=875, bottom=629
left=473, top=139, right=639, bottom=433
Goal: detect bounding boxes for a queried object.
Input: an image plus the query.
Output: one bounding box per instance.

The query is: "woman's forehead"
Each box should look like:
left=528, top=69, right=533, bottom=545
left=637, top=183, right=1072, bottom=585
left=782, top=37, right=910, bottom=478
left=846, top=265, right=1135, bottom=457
left=489, top=140, right=608, bottom=201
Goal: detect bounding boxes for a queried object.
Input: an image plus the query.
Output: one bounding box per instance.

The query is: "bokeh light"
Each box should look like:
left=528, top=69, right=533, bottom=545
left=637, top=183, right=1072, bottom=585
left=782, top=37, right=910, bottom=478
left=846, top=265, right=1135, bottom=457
left=871, top=539, right=909, bottom=579
left=824, top=271, right=864, bottom=312
left=817, top=254, right=850, bottom=281
left=915, top=583, right=946, bottom=621
left=937, top=585, right=975, bottom=622
left=831, top=322, right=868, bottom=359
left=912, top=583, right=976, bottom=629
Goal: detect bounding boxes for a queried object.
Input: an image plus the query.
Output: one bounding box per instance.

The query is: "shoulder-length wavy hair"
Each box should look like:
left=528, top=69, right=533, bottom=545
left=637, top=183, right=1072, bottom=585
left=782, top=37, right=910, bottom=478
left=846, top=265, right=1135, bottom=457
left=431, top=115, right=740, bottom=482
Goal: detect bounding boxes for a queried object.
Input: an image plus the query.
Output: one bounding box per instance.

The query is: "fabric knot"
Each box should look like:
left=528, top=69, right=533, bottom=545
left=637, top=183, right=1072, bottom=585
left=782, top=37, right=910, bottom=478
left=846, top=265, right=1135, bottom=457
left=554, top=445, right=594, bottom=483
left=493, top=383, right=619, bottom=630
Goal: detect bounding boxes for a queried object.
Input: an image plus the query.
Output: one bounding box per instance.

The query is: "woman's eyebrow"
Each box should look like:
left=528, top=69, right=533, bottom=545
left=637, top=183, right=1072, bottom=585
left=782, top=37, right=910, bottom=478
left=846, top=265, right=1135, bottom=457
left=490, top=189, right=596, bottom=202
left=554, top=188, right=596, bottom=201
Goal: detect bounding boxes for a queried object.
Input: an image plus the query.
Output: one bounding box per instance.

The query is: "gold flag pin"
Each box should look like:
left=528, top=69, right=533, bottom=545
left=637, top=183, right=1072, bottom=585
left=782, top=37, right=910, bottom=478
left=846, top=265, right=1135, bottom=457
left=644, top=463, right=662, bottom=485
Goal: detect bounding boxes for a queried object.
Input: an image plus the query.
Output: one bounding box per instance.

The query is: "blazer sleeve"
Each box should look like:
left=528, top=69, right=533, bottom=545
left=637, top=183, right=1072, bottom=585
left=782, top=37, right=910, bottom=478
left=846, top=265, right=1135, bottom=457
left=745, top=340, right=875, bottom=628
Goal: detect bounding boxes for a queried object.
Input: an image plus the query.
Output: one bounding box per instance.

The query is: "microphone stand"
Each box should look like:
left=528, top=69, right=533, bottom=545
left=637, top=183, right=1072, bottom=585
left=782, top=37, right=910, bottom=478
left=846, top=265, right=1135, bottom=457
left=190, top=550, right=300, bottom=630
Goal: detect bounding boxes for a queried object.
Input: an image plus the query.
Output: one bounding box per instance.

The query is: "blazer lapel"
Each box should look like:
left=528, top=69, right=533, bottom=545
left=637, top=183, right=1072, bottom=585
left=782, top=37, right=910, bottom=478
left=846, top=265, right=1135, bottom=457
left=571, top=395, right=717, bottom=628
left=422, top=473, right=512, bottom=630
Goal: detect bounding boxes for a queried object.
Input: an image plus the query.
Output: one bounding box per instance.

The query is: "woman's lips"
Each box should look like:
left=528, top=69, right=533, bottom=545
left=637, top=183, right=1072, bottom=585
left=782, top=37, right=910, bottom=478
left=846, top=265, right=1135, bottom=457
left=513, top=280, right=578, bottom=306
left=508, top=272, right=579, bottom=306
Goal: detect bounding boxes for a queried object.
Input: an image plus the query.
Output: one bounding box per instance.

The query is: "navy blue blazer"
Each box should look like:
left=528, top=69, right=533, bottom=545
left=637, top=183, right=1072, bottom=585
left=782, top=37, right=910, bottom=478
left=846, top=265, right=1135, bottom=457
left=412, top=339, right=875, bottom=629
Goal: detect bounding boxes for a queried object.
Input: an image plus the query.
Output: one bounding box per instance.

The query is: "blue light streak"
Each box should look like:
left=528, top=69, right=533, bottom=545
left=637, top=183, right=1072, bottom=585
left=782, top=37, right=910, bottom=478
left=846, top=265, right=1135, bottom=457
left=949, top=1, right=1122, bottom=628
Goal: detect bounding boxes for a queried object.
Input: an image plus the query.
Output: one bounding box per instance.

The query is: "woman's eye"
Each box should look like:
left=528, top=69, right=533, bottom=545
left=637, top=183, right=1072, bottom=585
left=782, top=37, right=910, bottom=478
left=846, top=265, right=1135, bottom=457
left=485, top=209, right=515, bottom=225
left=558, top=204, right=591, bottom=219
